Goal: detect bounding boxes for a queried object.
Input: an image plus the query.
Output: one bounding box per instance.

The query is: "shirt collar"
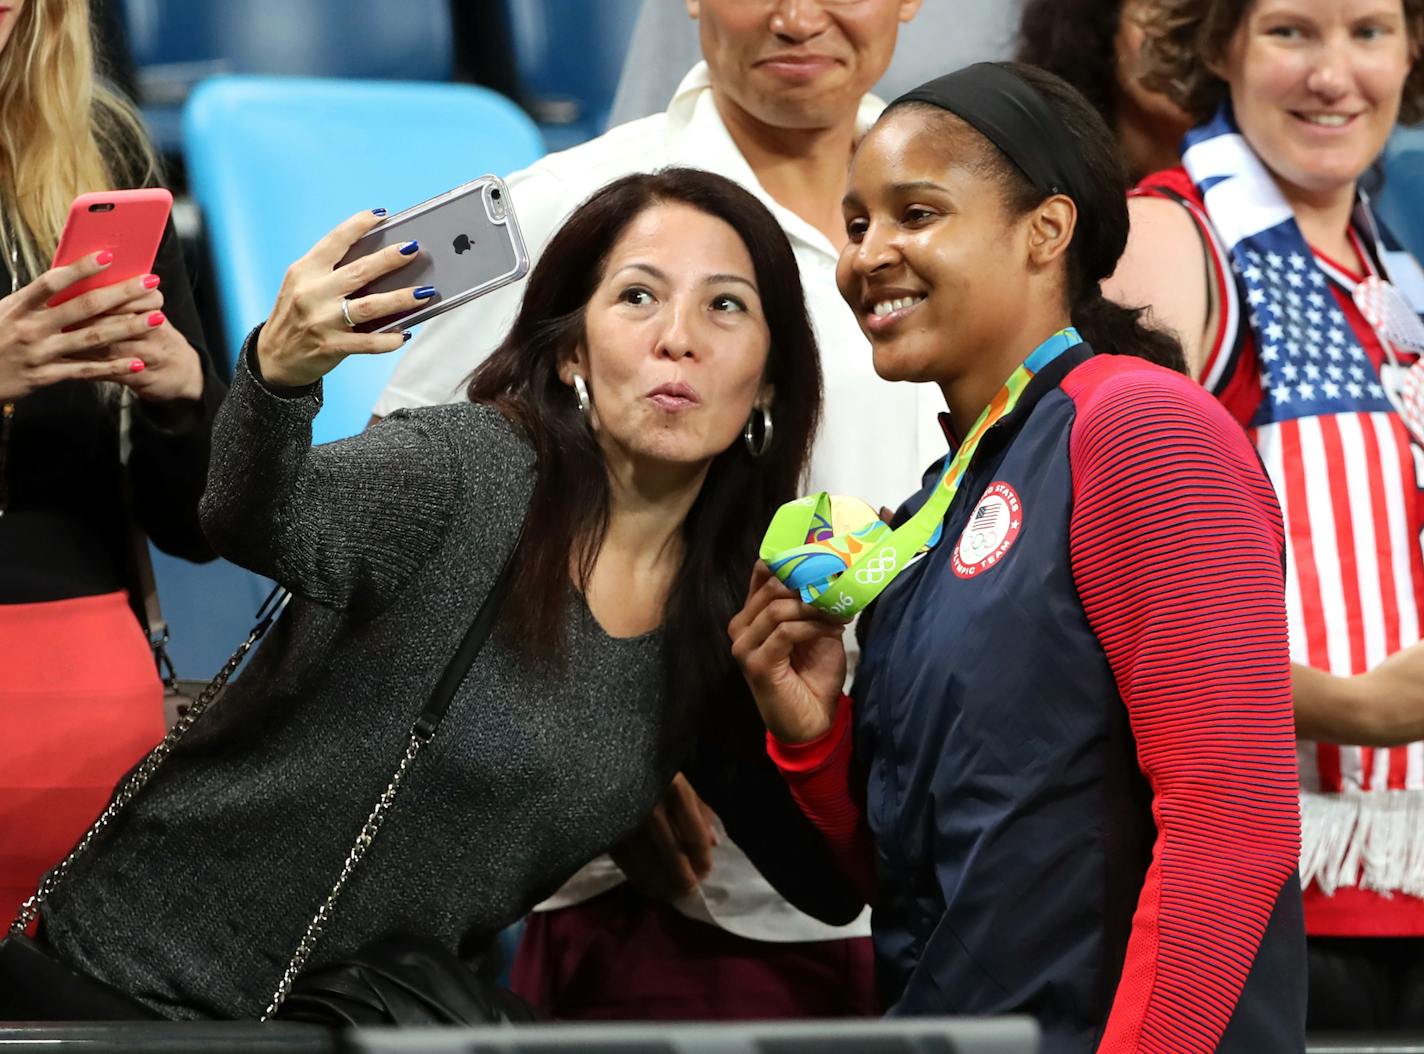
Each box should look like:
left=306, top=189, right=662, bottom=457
left=665, top=61, right=885, bottom=136
left=664, top=62, right=885, bottom=256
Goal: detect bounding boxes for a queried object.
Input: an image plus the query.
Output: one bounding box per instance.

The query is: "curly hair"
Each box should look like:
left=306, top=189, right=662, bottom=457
left=1137, top=0, right=1424, bottom=124
left=1017, top=0, right=1126, bottom=128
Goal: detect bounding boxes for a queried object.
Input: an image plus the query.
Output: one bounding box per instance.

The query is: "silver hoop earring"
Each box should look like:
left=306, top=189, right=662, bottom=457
left=572, top=374, right=591, bottom=416
left=743, top=405, right=773, bottom=458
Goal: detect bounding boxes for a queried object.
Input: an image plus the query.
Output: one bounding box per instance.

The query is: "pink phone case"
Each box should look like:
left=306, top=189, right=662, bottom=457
left=47, top=188, right=173, bottom=308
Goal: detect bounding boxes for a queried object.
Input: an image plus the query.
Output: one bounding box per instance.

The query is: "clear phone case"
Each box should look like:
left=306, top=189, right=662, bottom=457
left=338, top=175, right=529, bottom=333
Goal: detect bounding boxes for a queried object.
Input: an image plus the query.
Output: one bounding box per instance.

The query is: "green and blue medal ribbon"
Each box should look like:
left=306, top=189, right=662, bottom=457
left=759, top=328, right=1082, bottom=617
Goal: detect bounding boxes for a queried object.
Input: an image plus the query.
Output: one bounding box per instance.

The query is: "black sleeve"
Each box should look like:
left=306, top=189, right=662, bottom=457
left=125, top=220, right=227, bottom=562
left=683, top=737, right=866, bottom=926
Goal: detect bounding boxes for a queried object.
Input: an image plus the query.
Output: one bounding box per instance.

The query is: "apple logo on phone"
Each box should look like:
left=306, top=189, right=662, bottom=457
left=453, top=233, right=473, bottom=255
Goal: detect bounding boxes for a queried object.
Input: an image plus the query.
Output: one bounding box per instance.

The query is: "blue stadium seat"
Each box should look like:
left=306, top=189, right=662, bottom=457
left=122, top=0, right=454, bottom=152
left=162, top=76, right=542, bottom=676
left=503, top=0, right=642, bottom=150
left=182, top=75, right=544, bottom=442
left=1377, top=127, right=1424, bottom=260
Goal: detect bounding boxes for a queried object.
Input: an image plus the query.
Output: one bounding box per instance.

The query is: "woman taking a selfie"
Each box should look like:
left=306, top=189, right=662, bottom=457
left=0, top=0, right=221, bottom=921
left=732, top=63, right=1305, bottom=1053
left=1109, top=0, right=1424, bottom=1030
left=11, top=167, right=858, bottom=1021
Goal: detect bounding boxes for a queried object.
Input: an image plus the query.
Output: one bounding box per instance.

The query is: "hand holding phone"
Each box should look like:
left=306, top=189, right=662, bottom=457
left=256, top=176, right=529, bottom=388
left=0, top=254, right=168, bottom=402
left=48, top=189, right=171, bottom=309
left=335, top=175, right=528, bottom=333
left=0, top=189, right=174, bottom=401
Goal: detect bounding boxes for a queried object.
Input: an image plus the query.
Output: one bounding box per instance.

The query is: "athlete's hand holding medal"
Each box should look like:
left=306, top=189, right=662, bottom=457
left=728, top=560, right=850, bottom=746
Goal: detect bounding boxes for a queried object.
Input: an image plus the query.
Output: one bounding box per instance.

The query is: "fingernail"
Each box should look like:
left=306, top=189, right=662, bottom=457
left=146, top=311, right=165, bottom=327
left=371, top=207, right=388, bottom=216
left=142, top=274, right=160, bottom=289
left=95, top=250, right=113, bottom=266
left=413, top=286, right=437, bottom=300
left=402, top=331, right=413, bottom=343
left=398, top=240, right=419, bottom=255
left=129, top=360, right=145, bottom=373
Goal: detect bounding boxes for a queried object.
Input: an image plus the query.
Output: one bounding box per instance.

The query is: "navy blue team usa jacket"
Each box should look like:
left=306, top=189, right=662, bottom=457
left=773, top=342, right=1307, bottom=1054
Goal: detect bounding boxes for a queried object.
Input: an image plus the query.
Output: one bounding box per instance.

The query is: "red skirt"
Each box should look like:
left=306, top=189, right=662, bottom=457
left=0, top=592, right=164, bottom=924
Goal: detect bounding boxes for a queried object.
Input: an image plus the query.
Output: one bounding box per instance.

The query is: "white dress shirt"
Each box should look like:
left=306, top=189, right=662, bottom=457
left=375, top=63, right=948, bottom=942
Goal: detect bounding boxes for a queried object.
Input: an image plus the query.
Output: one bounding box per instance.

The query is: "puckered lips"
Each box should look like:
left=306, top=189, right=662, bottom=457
left=647, top=381, right=701, bottom=413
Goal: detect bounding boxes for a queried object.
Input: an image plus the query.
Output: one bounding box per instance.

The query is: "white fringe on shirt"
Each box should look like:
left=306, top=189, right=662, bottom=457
left=1300, top=789, right=1424, bottom=897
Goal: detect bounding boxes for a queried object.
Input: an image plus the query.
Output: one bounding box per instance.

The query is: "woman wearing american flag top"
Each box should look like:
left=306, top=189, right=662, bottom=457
left=1110, top=0, right=1424, bottom=1032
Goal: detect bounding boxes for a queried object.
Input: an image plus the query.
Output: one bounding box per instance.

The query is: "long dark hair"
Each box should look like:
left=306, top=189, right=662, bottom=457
left=468, top=168, right=822, bottom=735
left=899, top=63, right=1185, bottom=372
left=1017, top=0, right=1124, bottom=131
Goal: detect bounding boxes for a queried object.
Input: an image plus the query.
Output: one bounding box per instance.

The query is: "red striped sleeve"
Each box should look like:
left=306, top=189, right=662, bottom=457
left=766, top=695, right=876, bottom=899
left=1062, top=357, right=1301, bottom=1054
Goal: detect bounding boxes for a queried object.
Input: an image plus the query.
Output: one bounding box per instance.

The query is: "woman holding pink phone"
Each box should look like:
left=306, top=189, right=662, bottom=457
left=0, top=0, right=223, bottom=923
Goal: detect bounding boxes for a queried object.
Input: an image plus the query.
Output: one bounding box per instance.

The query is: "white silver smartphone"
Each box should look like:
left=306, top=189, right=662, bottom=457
left=337, top=175, right=529, bottom=334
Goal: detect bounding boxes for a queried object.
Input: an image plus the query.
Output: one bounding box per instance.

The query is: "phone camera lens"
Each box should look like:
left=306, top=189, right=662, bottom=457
left=491, top=189, right=502, bottom=201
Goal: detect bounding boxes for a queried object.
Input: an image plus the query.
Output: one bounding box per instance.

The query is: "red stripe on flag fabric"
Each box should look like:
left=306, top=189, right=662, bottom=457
left=1317, top=416, right=1367, bottom=674
left=1360, top=417, right=1403, bottom=654
left=1358, top=417, right=1399, bottom=791
left=1390, top=746, right=1409, bottom=791
left=1319, top=417, right=1374, bottom=788
left=1280, top=420, right=1342, bottom=792
left=1389, top=417, right=1424, bottom=790
left=1390, top=416, right=1424, bottom=627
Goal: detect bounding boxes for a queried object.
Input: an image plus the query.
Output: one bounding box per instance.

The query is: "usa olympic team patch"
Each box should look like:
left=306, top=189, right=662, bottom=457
left=952, top=482, right=1022, bottom=579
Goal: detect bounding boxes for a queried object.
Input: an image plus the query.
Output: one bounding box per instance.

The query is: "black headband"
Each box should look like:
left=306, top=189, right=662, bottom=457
left=889, top=63, right=1093, bottom=207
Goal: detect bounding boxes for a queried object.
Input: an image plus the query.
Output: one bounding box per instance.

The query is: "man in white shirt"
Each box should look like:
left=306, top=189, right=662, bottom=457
left=376, top=0, right=938, bottom=1020
left=375, top=0, right=943, bottom=510
left=607, top=0, right=1017, bottom=127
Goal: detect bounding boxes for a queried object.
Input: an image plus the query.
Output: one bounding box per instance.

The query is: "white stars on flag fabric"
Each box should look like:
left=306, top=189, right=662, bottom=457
left=1233, top=247, right=1393, bottom=423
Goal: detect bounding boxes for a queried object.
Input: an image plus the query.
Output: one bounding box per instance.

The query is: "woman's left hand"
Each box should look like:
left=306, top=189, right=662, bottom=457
left=110, top=314, right=205, bottom=403
left=610, top=773, right=717, bottom=901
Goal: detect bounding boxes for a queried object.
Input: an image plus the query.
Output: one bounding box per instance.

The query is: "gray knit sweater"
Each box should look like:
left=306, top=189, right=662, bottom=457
left=41, top=347, right=677, bottom=1020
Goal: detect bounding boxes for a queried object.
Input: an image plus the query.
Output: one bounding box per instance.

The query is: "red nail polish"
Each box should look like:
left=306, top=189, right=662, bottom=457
left=142, top=274, right=160, bottom=289
left=95, top=250, right=114, bottom=266
left=129, top=360, right=145, bottom=373
left=146, top=311, right=164, bottom=327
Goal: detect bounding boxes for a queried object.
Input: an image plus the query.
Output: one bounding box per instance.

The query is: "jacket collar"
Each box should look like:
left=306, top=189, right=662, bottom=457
left=937, top=341, right=1095, bottom=456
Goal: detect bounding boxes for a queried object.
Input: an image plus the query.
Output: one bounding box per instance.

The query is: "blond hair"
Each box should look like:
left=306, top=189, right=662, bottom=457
left=0, top=0, right=157, bottom=282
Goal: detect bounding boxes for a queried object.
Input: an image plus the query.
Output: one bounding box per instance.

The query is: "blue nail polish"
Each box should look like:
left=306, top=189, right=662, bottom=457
left=371, top=207, right=387, bottom=216
left=414, top=286, right=437, bottom=300
left=402, top=331, right=413, bottom=342
left=399, top=240, right=419, bottom=255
